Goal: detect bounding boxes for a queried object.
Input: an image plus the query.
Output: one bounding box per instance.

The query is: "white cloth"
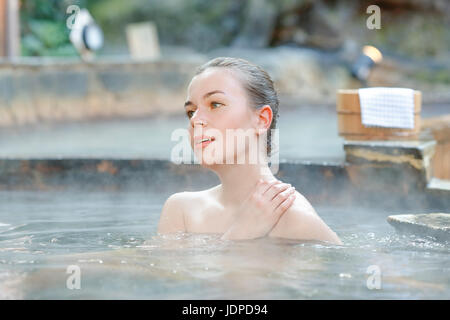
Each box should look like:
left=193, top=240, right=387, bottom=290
left=358, top=87, right=415, bottom=129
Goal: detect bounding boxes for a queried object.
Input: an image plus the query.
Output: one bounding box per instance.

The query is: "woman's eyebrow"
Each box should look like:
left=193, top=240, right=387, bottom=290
left=184, top=90, right=226, bottom=108
left=184, top=101, right=193, bottom=108
left=203, top=90, right=225, bottom=99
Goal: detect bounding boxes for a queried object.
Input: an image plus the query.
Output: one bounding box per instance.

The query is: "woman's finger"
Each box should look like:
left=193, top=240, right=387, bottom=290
left=252, top=179, right=267, bottom=198
left=271, top=187, right=295, bottom=212
left=256, top=179, right=280, bottom=195
left=273, top=192, right=296, bottom=217
left=264, top=182, right=291, bottom=201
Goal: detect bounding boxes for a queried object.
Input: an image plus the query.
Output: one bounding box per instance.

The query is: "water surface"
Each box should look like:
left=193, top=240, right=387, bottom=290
left=0, top=190, right=448, bottom=299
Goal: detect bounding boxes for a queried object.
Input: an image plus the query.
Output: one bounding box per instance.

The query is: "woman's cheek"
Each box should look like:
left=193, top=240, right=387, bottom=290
left=188, top=128, right=193, bottom=148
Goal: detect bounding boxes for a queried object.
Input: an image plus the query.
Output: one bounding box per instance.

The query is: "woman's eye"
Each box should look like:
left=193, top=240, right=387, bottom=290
left=211, top=102, right=223, bottom=109
left=186, top=110, right=194, bottom=118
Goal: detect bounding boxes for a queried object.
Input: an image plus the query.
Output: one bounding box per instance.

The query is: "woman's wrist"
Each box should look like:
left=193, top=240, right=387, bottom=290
left=220, top=226, right=241, bottom=240
left=221, top=224, right=259, bottom=240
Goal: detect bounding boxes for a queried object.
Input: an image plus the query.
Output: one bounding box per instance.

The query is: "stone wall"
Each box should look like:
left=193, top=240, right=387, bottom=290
left=0, top=49, right=354, bottom=128
left=0, top=157, right=448, bottom=211
left=0, top=57, right=199, bottom=127
left=1, top=46, right=449, bottom=128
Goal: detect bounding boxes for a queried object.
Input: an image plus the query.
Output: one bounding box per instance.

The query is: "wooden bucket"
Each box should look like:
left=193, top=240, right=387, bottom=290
left=337, top=89, right=422, bottom=141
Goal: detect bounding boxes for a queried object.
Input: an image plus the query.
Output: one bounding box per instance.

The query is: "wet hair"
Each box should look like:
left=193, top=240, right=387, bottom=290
left=194, top=57, right=279, bottom=157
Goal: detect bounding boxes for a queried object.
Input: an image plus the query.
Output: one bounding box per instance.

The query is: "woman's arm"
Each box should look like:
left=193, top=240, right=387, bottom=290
left=157, top=193, right=186, bottom=234
left=268, top=193, right=342, bottom=245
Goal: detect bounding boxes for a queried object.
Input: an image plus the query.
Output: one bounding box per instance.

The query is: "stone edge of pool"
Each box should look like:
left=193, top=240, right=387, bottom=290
left=387, top=213, right=450, bottom=242
left=0, top=155, right=448, bottom=211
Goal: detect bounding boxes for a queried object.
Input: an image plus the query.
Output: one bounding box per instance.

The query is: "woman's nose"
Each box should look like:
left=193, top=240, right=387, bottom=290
left=190, top=109, right=208, bottom=128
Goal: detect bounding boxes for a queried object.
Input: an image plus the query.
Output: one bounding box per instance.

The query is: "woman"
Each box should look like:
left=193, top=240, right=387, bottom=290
left=157, top=57, right=342, bottom=245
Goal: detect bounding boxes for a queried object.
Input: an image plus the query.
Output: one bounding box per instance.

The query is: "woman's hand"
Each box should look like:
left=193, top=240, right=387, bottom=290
left=221, top=179, right=296, bottom=240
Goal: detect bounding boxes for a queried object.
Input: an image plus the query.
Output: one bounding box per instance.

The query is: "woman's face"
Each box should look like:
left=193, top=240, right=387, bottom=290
left=185, top=67, right=261, bottom=166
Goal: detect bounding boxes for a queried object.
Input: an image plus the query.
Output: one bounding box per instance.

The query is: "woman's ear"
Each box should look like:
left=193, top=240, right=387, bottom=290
left=255, top=105, right=273, bottom=135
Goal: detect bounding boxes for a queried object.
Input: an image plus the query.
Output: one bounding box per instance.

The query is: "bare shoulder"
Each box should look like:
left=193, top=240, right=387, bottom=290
left=157, top=192, right=191, bottom=234
left=157, top=189, right=212, bottom=234
left=269, top=191, right=342, bottom=245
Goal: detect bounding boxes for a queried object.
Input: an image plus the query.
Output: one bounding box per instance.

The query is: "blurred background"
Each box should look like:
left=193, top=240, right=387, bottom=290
left=17, top=0, right=450, bottom=60
left=10, top=0, right=450, bottom=100
left=0, top=0, right=449, bottom=163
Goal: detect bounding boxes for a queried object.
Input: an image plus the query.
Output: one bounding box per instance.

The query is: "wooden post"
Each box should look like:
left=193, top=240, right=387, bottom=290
left=0, top=0, right=6, bottom=57
left=0, top=0, right=20, bottom=58
left=126, top=22, right=160, bottom=60
left=7, top=0, right=20, bottom=57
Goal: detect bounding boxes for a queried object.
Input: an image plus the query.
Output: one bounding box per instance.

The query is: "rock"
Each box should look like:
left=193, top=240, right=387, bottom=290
left=207, top=46, right=354, bottom=104
left=387, top=213, right=450, bottom=242
left=271, top=1, right=343, bottom=50
left=232, top=0, right=278, bottom=48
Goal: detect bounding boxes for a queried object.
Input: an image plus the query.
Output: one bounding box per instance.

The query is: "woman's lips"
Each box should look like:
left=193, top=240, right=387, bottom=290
left=194, top=136, right=215, bottom=148
left=197, top=140, right=213, bottom=148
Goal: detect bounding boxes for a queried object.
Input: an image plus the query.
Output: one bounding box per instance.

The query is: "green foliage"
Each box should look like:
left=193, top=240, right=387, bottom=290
left=20, top=0, right=245, bottom=55
left=20, top=0, right=87, bottom=56
left=88, top=0, right=246, bottom=51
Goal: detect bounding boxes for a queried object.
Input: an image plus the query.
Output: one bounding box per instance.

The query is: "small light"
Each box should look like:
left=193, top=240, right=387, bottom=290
left=362, top=45, right=382, bottom=63
left=351, top=45, right=383, bottom=82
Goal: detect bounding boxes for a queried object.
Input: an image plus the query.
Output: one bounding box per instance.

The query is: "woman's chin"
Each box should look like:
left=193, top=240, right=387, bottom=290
left=197, top=158, right=226, bottom=168
left=196, top=156, right=252, bottom=168
left=195, top=155, right=234, bottom=168
left=194, top=148, right=251, bottom=167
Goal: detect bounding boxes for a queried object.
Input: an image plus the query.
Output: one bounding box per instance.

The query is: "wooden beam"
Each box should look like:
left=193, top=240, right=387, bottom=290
left=0, top=0, right=20, bottom=58
left=7, top=0, right=20, bottom=57
left=0, top=0, right=6, bottom=57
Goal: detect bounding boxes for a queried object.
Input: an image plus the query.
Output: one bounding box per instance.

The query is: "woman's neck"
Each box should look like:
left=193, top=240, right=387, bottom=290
left=213, top=163, right=277, bottom=208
